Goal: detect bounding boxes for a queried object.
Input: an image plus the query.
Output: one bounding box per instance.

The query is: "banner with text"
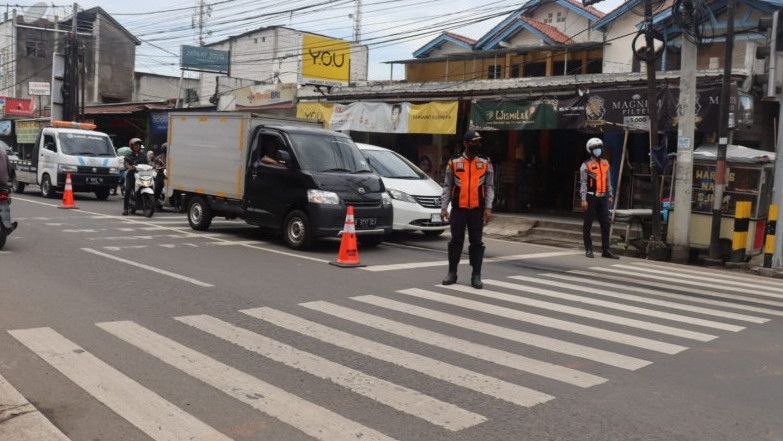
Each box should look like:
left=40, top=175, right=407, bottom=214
left=300, top=34, right=351, bottom=86
left=219, top=83, right=297, bottom=111
left=296, top=101, right=458, bottom=134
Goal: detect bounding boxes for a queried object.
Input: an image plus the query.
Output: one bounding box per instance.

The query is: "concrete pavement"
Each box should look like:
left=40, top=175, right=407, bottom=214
left=1, top=192, right=782, bottom=441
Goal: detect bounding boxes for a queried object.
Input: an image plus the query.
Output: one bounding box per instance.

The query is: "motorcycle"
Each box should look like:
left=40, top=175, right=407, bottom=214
left=128, top=164, right=156, bottom=218
left=0, top=192, right=17, bottom=250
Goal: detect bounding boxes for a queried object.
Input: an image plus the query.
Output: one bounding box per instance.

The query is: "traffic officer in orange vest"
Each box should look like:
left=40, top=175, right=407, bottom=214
left=440, top=129, right=495, bottom=289
left=580, top=138, right=619, bottom=259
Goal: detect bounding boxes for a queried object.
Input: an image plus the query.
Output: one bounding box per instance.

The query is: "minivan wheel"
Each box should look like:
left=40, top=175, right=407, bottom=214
left=188, top=196, right=213, bottom=230
left=40, top=174, right=55, bottom=199
left=283, top=210, right=313, bottom=249
left=95, top=187, right=111, bottom=200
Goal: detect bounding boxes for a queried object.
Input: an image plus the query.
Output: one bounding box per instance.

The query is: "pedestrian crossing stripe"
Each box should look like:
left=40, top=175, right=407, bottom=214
left=300, top=300, right=607, bottom=387
left=0, top=372, right=70, bottom=441
left=175, top=314, right=486, bottom=431
left=441, top=284, right=717, bottom=342
left=241, top=306, right=555, bottom=408
left=627, top=261, right=783, bottom=288
left=613, top=264, right=783, bottom=297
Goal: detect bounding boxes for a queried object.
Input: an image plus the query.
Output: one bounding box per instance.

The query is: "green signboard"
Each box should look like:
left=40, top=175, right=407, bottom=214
left=469, top=100, right=559, bottom=130
left=180, top=45, right=229, bottom=74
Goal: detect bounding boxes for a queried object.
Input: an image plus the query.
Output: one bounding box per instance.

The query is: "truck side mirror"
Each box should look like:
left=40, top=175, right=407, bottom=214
left=277, top=150, right=291, bottom=164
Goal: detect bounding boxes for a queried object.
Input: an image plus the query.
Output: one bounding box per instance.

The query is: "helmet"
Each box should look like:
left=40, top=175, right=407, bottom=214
left=585, top=137, right=603, bottom=153
left=129, top=138, right=142, bottom=147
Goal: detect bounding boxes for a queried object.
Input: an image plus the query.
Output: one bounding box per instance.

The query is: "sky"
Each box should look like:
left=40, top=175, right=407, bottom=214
left=23, top=0, right=626, bottom=81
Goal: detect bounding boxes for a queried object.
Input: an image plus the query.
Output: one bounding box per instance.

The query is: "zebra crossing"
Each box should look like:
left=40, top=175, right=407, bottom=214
left=4, top=261, right=782, bottom=440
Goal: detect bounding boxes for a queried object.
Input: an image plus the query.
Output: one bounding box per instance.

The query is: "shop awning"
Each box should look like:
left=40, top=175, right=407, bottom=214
left=84, top=101, right=172, bottom=115
left=693, top=144, right=775, bottom=164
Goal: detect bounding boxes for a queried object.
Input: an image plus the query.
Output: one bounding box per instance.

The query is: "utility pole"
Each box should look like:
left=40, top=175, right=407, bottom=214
left=62, top=2, right=79, bottom=121
left=672, top=9, right=698, bottom=262
left=194, top=0, right=209, bottom=46
left=707, top=0, right=736, bottom=261
left=353, top=0, right=362, bottom=43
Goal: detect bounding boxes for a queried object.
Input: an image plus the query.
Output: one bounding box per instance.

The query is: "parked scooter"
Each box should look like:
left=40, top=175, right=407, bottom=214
left=0, top=192, right=18, bottom=250
left=128, top=164, right=156, bottom=218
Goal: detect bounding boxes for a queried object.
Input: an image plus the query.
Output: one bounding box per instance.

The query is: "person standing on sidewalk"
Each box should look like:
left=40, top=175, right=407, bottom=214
left=580, top=138, right=619, bottom=259
left=440, top=129, right=495, bottom=289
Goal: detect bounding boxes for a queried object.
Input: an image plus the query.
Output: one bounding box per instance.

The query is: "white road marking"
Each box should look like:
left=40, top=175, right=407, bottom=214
left=442, top=284, right=717, bottom=342
left=62, top=229, right=99, bottom=233
left=159, top=244, right=177, bottom=248
left=501, top=276, right=746, bottom=331
left=362, top=250, right=580, bottom=272
left=302, top=301, right=606, bottom=387
left=614, top=264, right=783, bottom=296
left=8, top=327, right=230, bottom=441
left=44, top=223, right=64, bottom=226
left=242, top=307, right=554, bottom=408
left=0, top=371, right=71, bottom=441
left=177, top=314, right=485, bottom=431
left=352, top=295, right=650, bottom=370
left=97, top=321, right=398, bottom=441
left=396, top=288, right=687, bottom=354
left=581, top=268, right=783, bottom=312
left=628, top=261, right=783, bottom=287
left=103, top=245, right=149, bottom=251
left=541, top=273, right=770, bottom=323
left=597, top=267, right=783, bottom=301
left=81, top=248, right=213, bottom=287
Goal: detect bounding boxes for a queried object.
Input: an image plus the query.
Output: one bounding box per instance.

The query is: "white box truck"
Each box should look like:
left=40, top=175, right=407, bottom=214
left=167, top=112, right=393, bottom=249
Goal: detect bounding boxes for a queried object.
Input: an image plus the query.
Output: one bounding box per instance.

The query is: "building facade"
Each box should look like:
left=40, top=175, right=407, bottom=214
left=133, top=72, right=199, bottom=103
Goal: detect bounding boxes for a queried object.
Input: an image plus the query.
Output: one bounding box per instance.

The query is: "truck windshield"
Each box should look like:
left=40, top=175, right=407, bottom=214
left=288, top=134, right=372, bottom=173
left=362, top=150, right=426, bottom=179
left=58, top=133, right=115, bottom=157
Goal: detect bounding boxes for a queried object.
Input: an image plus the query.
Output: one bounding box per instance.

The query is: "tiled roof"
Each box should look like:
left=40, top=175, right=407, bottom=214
left=562, top=0, right=606, bottom=18
left=443, top=32, right=476, bottom=46
left=520, top=17, right=575, bottom=44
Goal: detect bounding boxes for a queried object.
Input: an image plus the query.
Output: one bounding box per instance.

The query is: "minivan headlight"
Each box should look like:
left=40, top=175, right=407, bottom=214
left=307, top=189, right=340, bottom=205
left=58, top=164, right=78, bottom=173
left=387, top=189, right=416, bottom=204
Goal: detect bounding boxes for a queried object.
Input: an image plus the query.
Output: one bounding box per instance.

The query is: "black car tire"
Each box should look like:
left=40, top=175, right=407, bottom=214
left=95, top=187, right=111, bottom=200
left=283, top=210, right=313, bottom=249
left=187, top=196, right=212, bottom=230
left=40, top=174, right=55, bottom=199
left=11, top=178, right=24, bottom=194
left=0, top=226, right=6, bottom=250
left=359, top=235, right=384, bottom=247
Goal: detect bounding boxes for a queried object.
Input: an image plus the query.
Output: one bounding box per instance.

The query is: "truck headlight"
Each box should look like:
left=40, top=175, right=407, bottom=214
left=387, top=189, right=416, bottom=204
left=58, top=164, right=78, bottom=173
left=307, top=189, right=340, bottom=205
left=109, top=167, right=119, bottom=174
left=382, top=192, right=392, bottom=207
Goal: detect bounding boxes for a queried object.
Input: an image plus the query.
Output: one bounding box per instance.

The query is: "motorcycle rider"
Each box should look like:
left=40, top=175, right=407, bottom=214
left=122, top=138, right=148, bottom=216
left=0, top=146, right=18, bottom=234
left=152, top=143, right=167, bottom=208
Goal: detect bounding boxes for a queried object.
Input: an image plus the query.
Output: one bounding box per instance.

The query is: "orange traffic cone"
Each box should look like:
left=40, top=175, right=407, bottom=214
left=330, top=205, right=365, bottom=268
left=59, top=173, right=78, bottom=209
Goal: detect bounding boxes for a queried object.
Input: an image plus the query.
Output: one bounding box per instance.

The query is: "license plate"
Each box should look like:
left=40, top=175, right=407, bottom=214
left=356, top=218, right=377, bottom=229
left=86, top=177, right=103, bottom=184
left=431, top=213, right=442, bottom=223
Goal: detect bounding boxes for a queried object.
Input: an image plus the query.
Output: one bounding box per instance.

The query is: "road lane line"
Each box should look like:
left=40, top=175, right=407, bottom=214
left=81, top=248, right=213, bottom=287
left=540, top=273, right=769, bottom=323
left=0, top=372, right=71, bottom=441
left=362, top=250, right=580, bottom=272
left=8, top=327, right=230, bottom=441
left=576, top=269, right=783, bottom=312
left=351, top=295, right=650, bottom=370
left=241, top=307, right=554, bottom=408
left=441, top=284, right=716, bottom=342
left=396, top=288, right=687, bottom=354
left=627, top=261, right=783, bottom=287
left=596, top=267, right=783, bottom=301
left=177, top=314, right=485, bottom=431
left=614, top=264, right=783, bottom=296
left=302, top=301, right=606, bottom=388
left=501, top=276, right=745, bottom=331
left=97, top=321, right=395, bottom=441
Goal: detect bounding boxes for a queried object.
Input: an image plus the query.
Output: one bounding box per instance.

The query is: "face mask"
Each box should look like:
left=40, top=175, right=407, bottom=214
left=592, top=148, right=603, bottom=157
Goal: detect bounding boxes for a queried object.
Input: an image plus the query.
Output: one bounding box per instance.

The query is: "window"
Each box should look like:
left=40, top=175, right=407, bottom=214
left=43, top=135, right=56, bottom=152
left=487, top=64, right=502, bottom=79
left=185, top=88, right=198, bottom=103
left=288, top=134, right=371, bottom=173
left=587, top=58, right=603, bottom=74
left=58, top=133, right=115, bottom=156
left=544, top=13, right=553, bottom=24
left=510, top=64, right=521, bottom=78
left=525, top=62, right=546, bottom=77
left=556, top=12, right=566, bottom=23
left=25, top=40, right=45, bottom=58
left=362, top=150, right=426, bottom=179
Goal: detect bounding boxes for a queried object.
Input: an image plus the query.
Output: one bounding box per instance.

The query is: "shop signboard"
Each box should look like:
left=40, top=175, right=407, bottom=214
left=3, top=98, right=35, bottom=117
left=691, top=164, right=763, bottom=216
left=296, top=101, right=457, bottom=134
left=149, top=111, right=169, bottom=136
left=180, top=45, right=230, bottom=74
left=300, top=34, right=351, bottom=86
left=28, top=82, right=50, bottom=96
left=15, top=119, right=47, bottom=144
left=218, top=83, right=296, bottom=111
left=0, top=120, right=11, bottom=136
left=469, top=100, right=558, bottom=130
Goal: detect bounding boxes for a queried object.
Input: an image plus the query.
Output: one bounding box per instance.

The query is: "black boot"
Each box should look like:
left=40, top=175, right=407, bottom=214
left=585, top=248, right=594, bottom=258
left=469, top=245, right=485, bottom=289
left=601, top=249, right=620, bottom=259
left=442, top=243, right=461, bottom=285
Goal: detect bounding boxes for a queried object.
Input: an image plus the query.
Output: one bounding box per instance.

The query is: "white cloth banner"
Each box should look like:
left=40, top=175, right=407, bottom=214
left=330, top=102, right=410, bottom=133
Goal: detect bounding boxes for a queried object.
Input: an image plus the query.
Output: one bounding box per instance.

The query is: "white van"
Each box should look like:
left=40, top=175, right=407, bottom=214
left=357, top=143, right=448, bottom=237
left=11, top=121, right=122, bottom=200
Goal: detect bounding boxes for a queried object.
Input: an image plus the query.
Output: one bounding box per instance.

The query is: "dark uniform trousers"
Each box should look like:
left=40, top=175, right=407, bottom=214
left=583, top=194, right=611, bottom=252
left=449, top=207, right=484, bottom=250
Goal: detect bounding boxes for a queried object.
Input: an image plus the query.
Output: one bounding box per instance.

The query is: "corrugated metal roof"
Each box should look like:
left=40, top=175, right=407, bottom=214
left=84, top=101, right=172, bottom=115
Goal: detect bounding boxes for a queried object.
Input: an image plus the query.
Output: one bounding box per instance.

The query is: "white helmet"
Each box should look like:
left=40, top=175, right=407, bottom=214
left=585, top=137, right=603, bottom=154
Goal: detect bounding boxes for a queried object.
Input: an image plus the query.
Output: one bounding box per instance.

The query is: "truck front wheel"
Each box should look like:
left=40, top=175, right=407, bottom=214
left=95, top=187, right=111, bottom=200
left=40, top=174, right=55, bottom=199
left=187, top=196, right=212, bottom=230
left=283, top=210, right=313, bottom=249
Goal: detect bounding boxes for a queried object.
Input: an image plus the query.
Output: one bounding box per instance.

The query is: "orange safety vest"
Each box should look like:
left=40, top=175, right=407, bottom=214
left=451, top=155, right=490, bottom=209
left=585, top=159, right=610, bottom=194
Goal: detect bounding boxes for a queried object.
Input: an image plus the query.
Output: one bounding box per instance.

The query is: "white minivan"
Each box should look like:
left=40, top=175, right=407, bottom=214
left=357, top=143, right=448, bottom=237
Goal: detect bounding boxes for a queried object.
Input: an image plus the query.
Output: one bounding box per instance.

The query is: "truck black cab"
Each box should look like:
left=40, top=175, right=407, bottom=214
left=167, top=113, right=393, bottom=249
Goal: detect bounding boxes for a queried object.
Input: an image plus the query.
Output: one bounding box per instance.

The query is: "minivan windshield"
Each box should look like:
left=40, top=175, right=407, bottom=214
left=58, top=132, right=115, bottom=157
left=362, top=149, right=427, bottom=179
left=288, top=133, right=372, bottom=173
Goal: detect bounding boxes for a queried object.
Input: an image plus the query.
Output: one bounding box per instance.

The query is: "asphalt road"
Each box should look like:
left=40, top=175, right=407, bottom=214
left=1, top=191, right=782, bottom=441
